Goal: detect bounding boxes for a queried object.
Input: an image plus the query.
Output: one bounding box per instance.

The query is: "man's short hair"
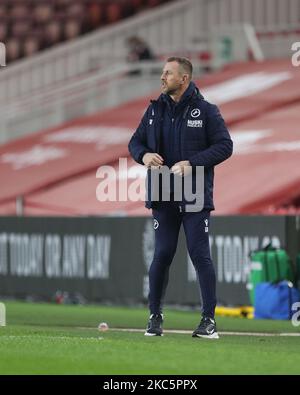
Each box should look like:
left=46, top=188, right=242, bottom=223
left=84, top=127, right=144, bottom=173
left=166, top=56, right=193, bottom=78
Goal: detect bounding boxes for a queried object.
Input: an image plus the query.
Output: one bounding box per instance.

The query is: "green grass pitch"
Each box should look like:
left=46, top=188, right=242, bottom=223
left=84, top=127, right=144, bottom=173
left=0, top=301, right=300, bottom=374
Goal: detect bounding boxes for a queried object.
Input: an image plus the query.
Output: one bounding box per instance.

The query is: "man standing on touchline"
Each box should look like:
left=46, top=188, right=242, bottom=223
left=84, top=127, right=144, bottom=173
left=128, top=57, right=233, bottom=339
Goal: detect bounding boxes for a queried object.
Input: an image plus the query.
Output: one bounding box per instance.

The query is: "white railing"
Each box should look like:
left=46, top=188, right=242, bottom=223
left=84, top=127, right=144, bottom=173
left=195, top=0, right=300, bottom=33
left=0, top=60, right=205, bottom=143
left=258, top=28, right=300, bottom=58
left=0, top=0, right=196, bottom=104
left=1, top=0, right=299, bottom=104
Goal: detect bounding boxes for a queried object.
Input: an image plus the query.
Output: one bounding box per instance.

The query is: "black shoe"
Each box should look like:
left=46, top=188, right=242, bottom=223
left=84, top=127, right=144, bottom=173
left=145, top=313, right=163, bottom=336
left=192, top=317, right=219, bottom=339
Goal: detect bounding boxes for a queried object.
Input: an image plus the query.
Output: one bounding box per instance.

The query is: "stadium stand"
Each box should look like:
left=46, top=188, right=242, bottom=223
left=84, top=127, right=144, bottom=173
left=1, top=0, right=171, bottom=64
left=0, top=58, right=299, bottom=216
left=0, top=0, right=299, bottom=216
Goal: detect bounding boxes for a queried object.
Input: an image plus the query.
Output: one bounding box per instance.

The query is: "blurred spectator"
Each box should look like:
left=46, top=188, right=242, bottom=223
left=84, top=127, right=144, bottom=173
left=126, top=36, right=155, bottom=62
left=6, top=37, right=22, bottom=63
left=126, top=36, right=156, bottom=76
left=64, top=19, right=82, bottom=41
left=23, top=35, right=40, bottom=58
left=43, top=21, right=62, bottom=49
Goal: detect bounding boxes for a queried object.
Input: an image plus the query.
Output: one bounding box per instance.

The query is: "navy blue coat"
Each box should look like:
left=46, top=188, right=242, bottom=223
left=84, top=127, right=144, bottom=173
left=128, top=81, right=233, bottom=210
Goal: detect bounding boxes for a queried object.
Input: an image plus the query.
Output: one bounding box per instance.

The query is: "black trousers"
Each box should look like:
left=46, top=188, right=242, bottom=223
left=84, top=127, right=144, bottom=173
left=149, top=201, right=217, bottom=318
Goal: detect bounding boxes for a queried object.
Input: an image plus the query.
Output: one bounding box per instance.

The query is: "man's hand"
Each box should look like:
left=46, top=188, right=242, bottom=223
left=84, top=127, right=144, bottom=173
left=171, top=160, right=192, bottom=176
left=142, top=153, right=164, bottom=167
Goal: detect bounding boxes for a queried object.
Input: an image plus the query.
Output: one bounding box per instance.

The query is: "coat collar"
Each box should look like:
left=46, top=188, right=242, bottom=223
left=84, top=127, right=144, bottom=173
left=157, top=81, right=204, bottom=105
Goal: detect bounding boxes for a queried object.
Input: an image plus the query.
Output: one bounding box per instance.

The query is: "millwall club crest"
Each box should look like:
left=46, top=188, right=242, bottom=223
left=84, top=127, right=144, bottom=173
left=191, top=108, right=201, bottom=118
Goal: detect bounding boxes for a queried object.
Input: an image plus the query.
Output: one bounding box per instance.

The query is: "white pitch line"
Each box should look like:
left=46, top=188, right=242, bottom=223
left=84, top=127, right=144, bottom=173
left=111, top=328, right=300, bottom=337
left=1, top=330, right=300, bottom=339
left=0, top=335, right=103, bottom=341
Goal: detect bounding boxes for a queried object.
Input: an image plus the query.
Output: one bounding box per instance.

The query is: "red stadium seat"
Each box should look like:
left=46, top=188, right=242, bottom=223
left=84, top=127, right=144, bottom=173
left=33, top=3, right=53, bottom=24
left=23, top=34, right=40, bottom=57
left=6, top=37, right=22, bottom=63
left=3, top=0, right=168, bottom=61
left=0, top=20, right=8, bottom=42
left=11, top=19, right=31, bottom=37
left=64, top=18, right=83, bottom=41
left=106, top=2, right=123, bottom=24
left=10, top=4, right=29, bottom=20
left=67, top=3, right=85, bottom=18
left=0, top=5, right=7, bottom=19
